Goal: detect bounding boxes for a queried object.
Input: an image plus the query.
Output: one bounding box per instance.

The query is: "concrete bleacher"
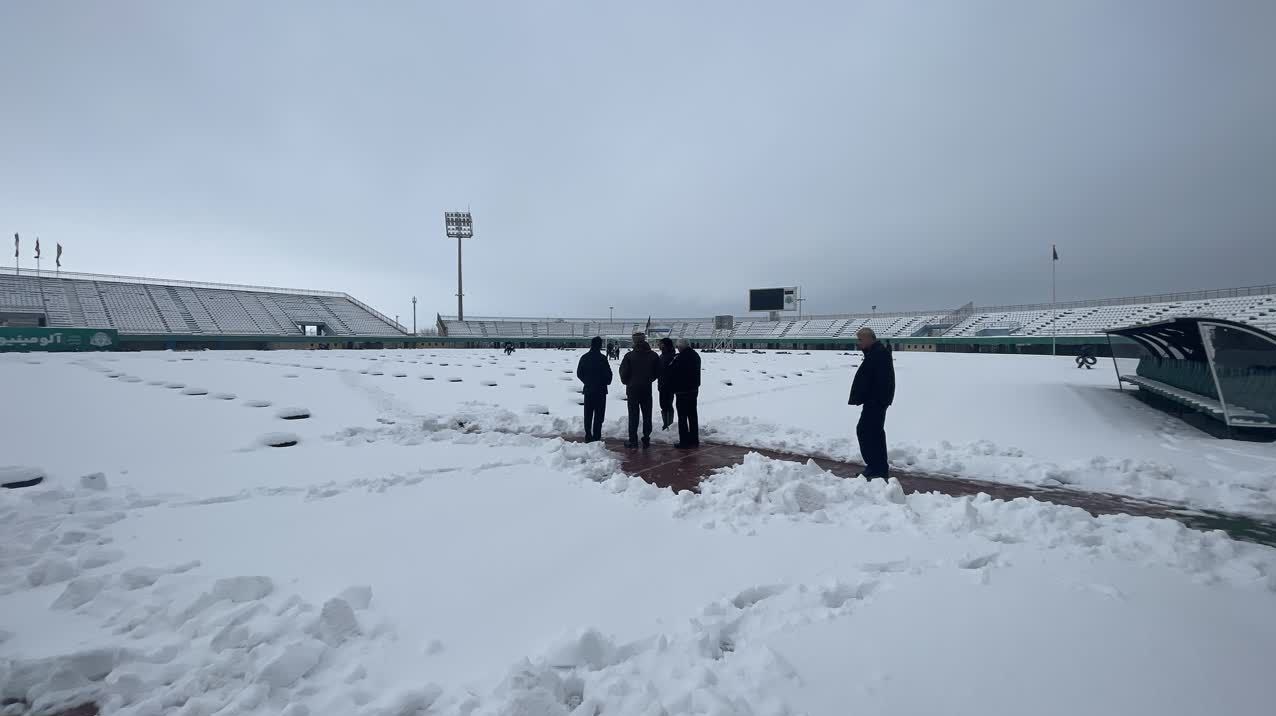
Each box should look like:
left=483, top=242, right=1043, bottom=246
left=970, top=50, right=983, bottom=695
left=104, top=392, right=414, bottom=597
left=440, top=286, right=1276, bottom=343
left=0, top=271, right=405, bottom=336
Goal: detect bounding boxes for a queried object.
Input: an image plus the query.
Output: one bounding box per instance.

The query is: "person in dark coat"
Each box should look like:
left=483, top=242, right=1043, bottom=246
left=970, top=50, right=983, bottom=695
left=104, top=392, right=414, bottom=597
left=618, top=332, right=661, bottom=448
left=670, top=338, right=701, bottom=449
left=848, top=327, right=895, bottom=478
left=576, top=336, right=613, bottom=442
left=657, top=337, right=677, bottom=430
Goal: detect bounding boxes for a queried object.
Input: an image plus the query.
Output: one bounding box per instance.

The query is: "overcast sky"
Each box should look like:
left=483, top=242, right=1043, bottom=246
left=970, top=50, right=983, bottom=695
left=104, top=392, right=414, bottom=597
left=3, top=1, right=1274, bottom=322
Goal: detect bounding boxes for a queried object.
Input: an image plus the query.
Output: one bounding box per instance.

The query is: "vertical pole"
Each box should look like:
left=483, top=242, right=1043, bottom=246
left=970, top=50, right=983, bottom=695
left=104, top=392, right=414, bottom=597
left=457, top=235, right=464, bottom=322
left=1199, top=322, right=1232, bottom=429
left=36, top=255, right=48, bottom=326
left=412, top=297, right=417, bottom=334
left=1106, top=334, right=1122, bottom=390
left=1051, top=251, right=1057, bottom=356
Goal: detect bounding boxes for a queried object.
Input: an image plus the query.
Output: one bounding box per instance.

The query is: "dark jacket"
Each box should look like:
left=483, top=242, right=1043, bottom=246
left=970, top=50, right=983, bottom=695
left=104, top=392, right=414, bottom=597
left=577, top=348, right=613, bottom=394
left=669, top=348, right=702, bottom=394
left=657, top=350, right=677, bottom=392
left=849, top=341, right=895, bottom=406
left=619, top=342, right=661, bottom=393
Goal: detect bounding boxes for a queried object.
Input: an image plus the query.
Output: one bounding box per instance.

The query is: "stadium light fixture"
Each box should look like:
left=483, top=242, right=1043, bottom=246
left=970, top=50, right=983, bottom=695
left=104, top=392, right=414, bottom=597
left=444, top=211, right=474, bottom=321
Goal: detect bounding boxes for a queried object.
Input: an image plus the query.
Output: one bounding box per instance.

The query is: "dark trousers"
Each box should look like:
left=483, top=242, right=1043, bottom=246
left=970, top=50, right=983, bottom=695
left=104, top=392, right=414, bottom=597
left=676, top=391, right=699, bottom=446
left=582, top=391, right=606, bottom=442
left=856, top=403, right=889, bottom=476
left=659, top=390, right=674, bottom=429
left=627, top=389, right=653, bottom=442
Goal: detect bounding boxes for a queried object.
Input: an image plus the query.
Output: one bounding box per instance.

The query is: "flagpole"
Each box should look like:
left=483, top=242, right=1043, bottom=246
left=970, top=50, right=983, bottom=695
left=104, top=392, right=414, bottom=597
left=36, top=250, right=49, bottom=326
left=1051, top=245, right=1057, bottom=357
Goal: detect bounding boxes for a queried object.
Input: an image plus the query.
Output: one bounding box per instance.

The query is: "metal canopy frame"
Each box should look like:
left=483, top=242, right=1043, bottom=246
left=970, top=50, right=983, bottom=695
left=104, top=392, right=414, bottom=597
left=1106, top=317, right=1276, bottom=430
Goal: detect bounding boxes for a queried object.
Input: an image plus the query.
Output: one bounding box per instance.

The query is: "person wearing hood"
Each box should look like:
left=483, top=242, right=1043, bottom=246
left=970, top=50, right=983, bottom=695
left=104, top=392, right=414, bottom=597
left=657, top=337, right=677, bottom=430
left=577, top=336, right=613, bottom=442
left=619, top=332, right=662, bottom=448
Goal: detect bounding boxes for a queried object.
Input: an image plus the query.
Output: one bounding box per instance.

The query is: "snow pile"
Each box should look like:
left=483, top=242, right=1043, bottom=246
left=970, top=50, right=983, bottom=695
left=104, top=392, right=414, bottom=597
left=0, top=481, right=424, bottom=716
left=593, top=452, right=1276, bottom=590
left=705, top=415, right=1276, bottom=516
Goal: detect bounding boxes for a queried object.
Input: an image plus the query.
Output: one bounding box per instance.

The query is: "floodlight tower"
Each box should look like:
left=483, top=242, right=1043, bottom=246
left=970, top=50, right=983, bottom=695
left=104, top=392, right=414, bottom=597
left=444, top=211, right=474, bottom=321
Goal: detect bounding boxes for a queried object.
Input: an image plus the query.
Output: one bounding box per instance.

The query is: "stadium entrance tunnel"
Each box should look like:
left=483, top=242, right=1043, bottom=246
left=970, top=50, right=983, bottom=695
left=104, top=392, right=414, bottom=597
left=583, top=438, right=1276, bottom=548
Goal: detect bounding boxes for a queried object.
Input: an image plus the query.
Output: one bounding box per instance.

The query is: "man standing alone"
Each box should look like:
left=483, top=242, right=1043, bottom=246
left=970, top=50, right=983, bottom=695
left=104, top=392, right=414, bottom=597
left=670, top=338, right=701, bottom=448
left=576, top=336, right=613, bottom=442
left=848, top=327, right=895, bottom=478
left=619, top=332, right=661, bottom=448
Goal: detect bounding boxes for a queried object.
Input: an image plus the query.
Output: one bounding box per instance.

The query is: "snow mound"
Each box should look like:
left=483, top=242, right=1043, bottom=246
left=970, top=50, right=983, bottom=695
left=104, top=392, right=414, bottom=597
left=1, top=466, right=45, bottom=487
left=259, top=432, right=300, bottom=448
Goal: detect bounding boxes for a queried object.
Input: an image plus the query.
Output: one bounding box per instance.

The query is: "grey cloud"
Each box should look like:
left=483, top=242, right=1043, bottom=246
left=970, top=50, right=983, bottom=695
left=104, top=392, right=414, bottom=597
left=2, top=0, right=1272, bottom=324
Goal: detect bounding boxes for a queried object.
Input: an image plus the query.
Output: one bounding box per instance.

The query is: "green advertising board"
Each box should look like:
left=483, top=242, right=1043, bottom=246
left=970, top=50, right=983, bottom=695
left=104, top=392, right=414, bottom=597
left=0, top=327, right=118, bottom=352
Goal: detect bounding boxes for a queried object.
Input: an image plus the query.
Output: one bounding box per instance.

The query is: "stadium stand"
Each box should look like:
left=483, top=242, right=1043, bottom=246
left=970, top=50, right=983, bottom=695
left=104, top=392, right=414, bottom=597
left=0, top=270, right=405, bottom=336
left=441, top=285, right=1276, bottom=342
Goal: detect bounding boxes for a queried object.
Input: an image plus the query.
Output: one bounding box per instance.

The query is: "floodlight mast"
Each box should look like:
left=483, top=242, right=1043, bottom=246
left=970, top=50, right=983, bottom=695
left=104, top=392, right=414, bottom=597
left=444, top=211, right=474, bottom=321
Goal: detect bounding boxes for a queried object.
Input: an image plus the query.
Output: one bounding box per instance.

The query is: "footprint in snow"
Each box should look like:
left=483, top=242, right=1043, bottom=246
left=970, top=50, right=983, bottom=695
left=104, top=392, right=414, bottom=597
left=283, top=374, right=299, bottom=378
left=822, top=580, right=879, bottom=608
left=181, top=387, right=209, bottom=396
left=164, top=382, right=186, bottom=389
left=211, top=392, right=237, bottom=400
left=448, top=377, right=463, bottom=383
left=277, top=407, right=311, bottom=420
left=731, top=584, right=786, bottom=609
left=420, top=375, right=435, bottom=380
left=370, top=372, right=384, bottom=376
left=146, top=380, right=166, bottom=386
left=120, top=376, right=143, bottom=383
left=481, top=381, right=498, bottom=387
left=260, top=432, right=300, bottom=448
left=244, top=399, right=273, bottom=408
left=521, top=383, right=536, bottom=388
left=393, top=373, right=407, bottom=378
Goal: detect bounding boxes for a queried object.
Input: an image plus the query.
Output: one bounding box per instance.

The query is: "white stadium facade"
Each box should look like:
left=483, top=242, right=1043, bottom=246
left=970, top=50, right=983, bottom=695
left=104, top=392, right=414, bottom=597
left=1, top=266, right=1273, bottom=355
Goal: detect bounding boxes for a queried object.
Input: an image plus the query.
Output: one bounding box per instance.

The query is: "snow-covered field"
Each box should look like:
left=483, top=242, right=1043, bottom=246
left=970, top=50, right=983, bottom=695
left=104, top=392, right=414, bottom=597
left=3, top=348, right=1275, bottom=715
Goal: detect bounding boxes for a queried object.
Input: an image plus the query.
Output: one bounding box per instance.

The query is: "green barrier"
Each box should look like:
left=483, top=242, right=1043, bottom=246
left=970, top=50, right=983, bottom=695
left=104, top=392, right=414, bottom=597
left=0, top=327, right=118, bottom=352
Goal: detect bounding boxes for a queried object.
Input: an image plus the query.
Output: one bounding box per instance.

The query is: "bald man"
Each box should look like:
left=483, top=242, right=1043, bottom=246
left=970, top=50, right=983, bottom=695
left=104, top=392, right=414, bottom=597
left=848, top=327, right=895, bottom=478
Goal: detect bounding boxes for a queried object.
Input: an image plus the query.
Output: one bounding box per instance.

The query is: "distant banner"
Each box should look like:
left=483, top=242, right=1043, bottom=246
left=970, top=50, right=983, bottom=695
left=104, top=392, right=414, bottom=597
left=0, top=327, right=117, bottom=352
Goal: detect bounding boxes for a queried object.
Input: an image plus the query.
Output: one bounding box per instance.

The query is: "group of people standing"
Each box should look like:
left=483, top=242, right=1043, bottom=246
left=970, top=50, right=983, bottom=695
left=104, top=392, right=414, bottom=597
left=576, top=332, right=701, bottom=449
left=576, top=326, right=895, bottom=479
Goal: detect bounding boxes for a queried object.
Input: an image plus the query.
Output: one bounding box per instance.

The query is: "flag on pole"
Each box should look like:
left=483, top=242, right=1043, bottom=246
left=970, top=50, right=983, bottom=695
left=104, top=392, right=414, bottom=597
left=12, top=233, right=17, bottom=259
left=645, top=316, right=651, bottom=334
left=34, top=238, right=41, bottom=260
left=1052, top=244, right=1059, bottom=261
left=56, top=243, right=63, bottom=268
